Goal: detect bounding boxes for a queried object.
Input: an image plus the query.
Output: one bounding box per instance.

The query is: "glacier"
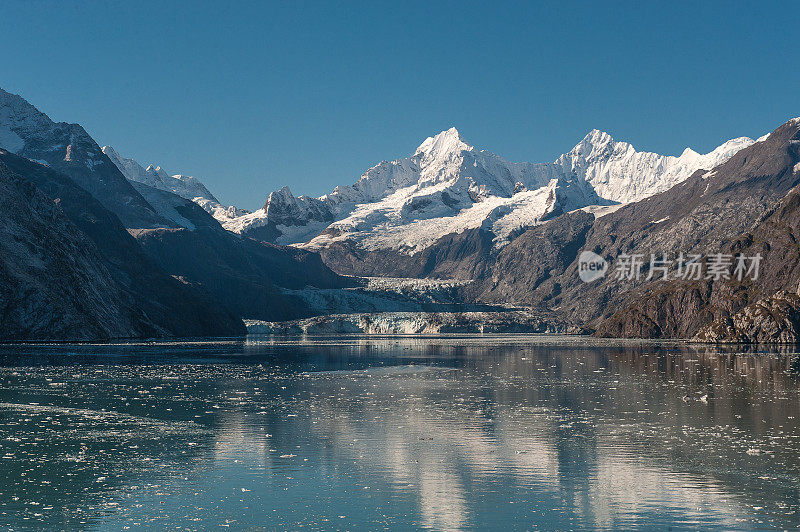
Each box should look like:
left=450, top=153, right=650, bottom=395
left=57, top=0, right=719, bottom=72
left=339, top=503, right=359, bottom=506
left=245, top=311, right=574, bottom=335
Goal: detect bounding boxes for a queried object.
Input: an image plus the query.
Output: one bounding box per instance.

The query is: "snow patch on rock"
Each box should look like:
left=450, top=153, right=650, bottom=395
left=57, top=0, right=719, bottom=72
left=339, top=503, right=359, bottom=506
left=0, top=125, right=24, bottom=152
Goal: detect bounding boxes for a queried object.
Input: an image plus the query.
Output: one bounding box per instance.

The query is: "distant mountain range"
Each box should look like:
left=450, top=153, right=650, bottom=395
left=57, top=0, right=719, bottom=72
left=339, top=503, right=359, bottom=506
left=105, top=126, right=755, bottom=254
left=100, top=145, right=251, bottom=223
left=2, top=85, right=800, bottom=342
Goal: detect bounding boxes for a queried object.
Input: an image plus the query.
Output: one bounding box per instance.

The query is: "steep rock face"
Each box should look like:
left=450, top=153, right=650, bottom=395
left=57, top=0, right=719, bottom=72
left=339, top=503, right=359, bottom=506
left=316, top=226, right=497, bottom=280
left=0, top=160, right=146, bottom=340
left=0, top=150, right=246, bottom=338
left=0, top=88, right=170, bottom=229
left=694, top=290, right=800, bottom=344
left=593, top=281, right=720, bottom=338
left=472, top=210, right=596, bottom=306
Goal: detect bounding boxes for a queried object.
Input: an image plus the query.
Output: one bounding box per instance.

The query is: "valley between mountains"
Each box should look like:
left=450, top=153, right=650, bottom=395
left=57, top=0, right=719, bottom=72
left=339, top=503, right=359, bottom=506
left=2, top=86, right=799, bottom=342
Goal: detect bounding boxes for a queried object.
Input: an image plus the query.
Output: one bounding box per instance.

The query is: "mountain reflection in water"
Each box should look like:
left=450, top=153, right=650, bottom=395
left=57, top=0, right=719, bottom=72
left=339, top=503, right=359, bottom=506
left=0, top=336, right=797, bottom=530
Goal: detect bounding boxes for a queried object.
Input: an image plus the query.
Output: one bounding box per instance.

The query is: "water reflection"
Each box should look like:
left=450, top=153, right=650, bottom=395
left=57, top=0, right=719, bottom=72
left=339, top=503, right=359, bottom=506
left=0, top=337, right=797, bottom=530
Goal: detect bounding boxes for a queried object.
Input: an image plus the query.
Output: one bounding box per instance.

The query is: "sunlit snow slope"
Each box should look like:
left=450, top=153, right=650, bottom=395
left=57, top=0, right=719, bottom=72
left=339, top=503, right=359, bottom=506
left=228, top=127, right=754, bottom=253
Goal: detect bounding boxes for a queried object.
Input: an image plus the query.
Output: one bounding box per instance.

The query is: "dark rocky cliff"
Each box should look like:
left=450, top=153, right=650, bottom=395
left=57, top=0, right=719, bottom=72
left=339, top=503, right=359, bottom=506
left=0, top=151, right=246, bottom=339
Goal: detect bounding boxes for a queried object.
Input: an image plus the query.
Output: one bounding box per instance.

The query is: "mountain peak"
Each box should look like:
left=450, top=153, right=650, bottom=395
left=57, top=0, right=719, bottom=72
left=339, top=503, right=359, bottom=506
left=580, top=129, right=615, bottom=148
left=414, top=127, right=473, bottom=158
left=272, top=185, right=294, bottom=199
left=0, top=87, right=40, bottom=118
left=0, top=87, right=57, bottom=152
left=145, top=164, right=170, bottom=180
left=263, top=186, right=296, bottom=210
left=561, top=129, right=621, bottom=164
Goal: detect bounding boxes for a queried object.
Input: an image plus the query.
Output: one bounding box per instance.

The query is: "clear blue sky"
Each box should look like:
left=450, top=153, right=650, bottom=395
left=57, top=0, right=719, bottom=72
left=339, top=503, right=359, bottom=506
left=1, top=1, right=798, bottom=209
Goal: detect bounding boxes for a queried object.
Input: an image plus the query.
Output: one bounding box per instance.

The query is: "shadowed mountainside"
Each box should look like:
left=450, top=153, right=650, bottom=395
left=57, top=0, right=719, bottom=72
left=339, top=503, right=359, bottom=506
left=0, top=150, right=246, bottom=339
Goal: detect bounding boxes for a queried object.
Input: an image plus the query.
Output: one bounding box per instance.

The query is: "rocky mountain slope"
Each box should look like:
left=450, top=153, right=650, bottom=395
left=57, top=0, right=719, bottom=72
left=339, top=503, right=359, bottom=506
left=0, top=152, right=245, bottom=339
left=0, top=88, right=352, bottom=335
left=0, top=159, right=140, bottom=340
left=694, top=289, right=800, bottom=344
left=649, top=138, right=800, bottom=343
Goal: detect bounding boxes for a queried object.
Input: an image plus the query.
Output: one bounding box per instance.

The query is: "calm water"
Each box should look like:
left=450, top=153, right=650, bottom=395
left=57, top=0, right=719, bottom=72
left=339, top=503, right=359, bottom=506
left=0, top=336, right=798, bottom=531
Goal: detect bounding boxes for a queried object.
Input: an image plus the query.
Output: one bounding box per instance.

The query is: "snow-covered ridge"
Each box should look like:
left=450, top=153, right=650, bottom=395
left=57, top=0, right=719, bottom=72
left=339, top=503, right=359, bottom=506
left=102, top=145, right=250, bottom=221
left=102, top=145, right=218, bottom=202
left=226, top=127, right=754, bottom=253
left=563, top=129, right=755, bottom=203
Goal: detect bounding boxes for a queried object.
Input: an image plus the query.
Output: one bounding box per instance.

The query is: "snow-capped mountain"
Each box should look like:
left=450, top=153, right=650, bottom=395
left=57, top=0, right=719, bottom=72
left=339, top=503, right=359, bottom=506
left=101, top=145, right=250, bottom=221
left=225, top=127, right=755, bottom=253
left=102, top=145, right=218, bottom=202
left=224, top=127, right=606, bottom=251
left=561, top=129, right=755, bottom=204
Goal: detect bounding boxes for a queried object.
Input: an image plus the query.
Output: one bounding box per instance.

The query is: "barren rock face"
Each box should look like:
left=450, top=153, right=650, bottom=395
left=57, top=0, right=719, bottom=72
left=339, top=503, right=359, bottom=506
left=694, top=291, right=800, bottom=344
left=0, top=150, right=247, bottom=340
left=0, top=159, right=135, bottom=340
